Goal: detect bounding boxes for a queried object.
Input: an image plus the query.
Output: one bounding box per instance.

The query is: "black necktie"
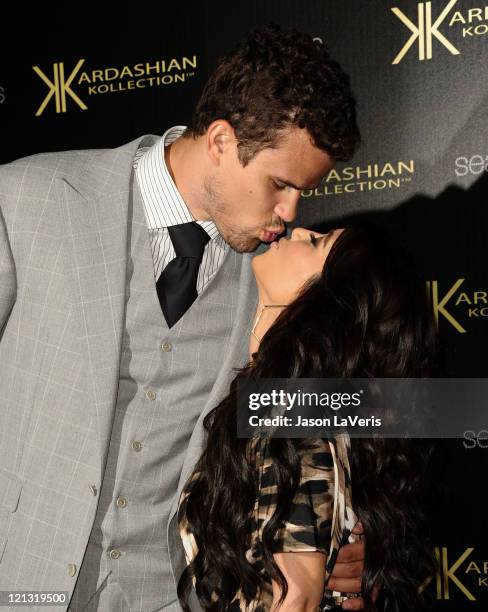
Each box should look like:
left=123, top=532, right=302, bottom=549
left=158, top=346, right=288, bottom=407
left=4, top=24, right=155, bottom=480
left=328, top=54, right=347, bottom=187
left=156, top=222, right=210, bottom=328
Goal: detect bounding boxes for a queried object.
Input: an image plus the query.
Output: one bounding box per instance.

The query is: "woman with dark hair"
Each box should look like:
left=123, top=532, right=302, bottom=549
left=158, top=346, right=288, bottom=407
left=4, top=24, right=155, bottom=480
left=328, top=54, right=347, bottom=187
left=176, top=224, right=438, bottom=612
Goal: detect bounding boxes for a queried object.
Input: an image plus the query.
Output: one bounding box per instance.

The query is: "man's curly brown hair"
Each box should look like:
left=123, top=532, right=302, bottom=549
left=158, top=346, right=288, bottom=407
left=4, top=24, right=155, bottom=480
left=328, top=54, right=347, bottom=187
left=185, top=25, right=360, bottom=165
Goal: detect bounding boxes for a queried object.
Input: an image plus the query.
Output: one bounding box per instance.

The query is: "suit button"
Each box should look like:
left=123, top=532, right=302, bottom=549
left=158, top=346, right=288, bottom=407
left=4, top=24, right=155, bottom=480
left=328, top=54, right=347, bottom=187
left=116, top=496, right=128, bottom=508
left=109, top=549, right=121, bottom=560
left=68, top=563, right=77, bottom=577
left=88, top=484, right=97, bottom=496
left=146, top=390, right=157, bottom=401
left=131, top=440, right=142, bottom=452
left=162, top=341, right=172, bottom=352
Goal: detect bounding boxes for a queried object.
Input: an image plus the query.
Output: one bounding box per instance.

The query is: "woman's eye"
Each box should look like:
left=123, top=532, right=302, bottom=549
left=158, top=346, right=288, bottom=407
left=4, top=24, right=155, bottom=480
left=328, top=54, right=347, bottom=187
left=309, top=233, right=317, bottom=246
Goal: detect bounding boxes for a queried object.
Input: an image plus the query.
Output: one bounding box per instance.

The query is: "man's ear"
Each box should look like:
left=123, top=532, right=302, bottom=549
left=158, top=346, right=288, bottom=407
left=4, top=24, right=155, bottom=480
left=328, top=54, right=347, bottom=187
left=205, top=120, right=236, bottom=166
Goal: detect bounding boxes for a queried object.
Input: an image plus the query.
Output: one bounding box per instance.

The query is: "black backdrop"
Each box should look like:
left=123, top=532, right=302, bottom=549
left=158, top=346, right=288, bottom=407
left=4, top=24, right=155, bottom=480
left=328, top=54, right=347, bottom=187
left=1, top=1, right=487, bottom=608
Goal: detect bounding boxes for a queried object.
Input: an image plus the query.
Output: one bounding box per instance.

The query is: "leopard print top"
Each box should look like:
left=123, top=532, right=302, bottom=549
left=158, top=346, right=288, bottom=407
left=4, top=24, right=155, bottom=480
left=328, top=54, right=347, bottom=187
left=177, top=435, right=359, bottom=611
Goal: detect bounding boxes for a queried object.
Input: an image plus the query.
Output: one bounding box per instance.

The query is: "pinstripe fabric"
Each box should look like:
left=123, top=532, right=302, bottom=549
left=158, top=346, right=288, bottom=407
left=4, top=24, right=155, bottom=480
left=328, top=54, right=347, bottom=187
left=0, top=136, right=258, bottom=611
left=134, top=126, right=228, bottom=290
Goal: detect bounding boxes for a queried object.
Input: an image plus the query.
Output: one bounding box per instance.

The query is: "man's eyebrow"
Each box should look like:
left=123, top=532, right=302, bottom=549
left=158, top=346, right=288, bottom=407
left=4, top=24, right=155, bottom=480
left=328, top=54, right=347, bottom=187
left=275, top=177, right=322, bottom=191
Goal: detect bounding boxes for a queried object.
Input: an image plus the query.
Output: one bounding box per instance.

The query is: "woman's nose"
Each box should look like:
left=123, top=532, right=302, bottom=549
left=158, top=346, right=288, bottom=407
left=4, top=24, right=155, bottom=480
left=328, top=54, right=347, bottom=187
left=290, top=227, right=309, bottom=240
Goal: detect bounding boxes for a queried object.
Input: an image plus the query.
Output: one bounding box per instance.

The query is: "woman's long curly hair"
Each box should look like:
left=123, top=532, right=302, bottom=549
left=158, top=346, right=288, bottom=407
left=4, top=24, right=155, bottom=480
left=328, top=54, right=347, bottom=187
left=177, top=224, right=440, bottom=612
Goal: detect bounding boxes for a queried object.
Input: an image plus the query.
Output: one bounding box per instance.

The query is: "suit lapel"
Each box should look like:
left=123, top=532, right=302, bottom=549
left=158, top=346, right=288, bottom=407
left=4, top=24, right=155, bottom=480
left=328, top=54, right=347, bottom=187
left=60, top=135, right=158, bottom=481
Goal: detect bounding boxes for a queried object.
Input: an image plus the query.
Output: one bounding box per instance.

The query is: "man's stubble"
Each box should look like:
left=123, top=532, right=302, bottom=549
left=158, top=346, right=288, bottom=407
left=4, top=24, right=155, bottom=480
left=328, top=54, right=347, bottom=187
left=202, top=175, right=262, bottom=254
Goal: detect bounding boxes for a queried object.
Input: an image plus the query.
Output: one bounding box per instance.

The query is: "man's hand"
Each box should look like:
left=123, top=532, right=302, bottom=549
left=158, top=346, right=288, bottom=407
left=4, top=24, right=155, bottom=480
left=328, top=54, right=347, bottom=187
left=327, top=521, right=380, bottom=610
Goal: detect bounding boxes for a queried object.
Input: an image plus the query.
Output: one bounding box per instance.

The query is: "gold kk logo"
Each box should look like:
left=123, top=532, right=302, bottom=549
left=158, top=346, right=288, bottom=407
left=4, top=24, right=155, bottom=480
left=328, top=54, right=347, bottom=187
left=33, top=59, right=87, bottom=116
left=420, top=547, right=476, bottom=600
left=391, top=0, right=460, bottom=63
left=426, top=278, right=466, bottom=333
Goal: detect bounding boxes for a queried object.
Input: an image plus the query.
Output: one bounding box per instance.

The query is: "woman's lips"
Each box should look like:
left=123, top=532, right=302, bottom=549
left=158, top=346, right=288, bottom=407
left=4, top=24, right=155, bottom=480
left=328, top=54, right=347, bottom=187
left=271, top=236, right=287, bottom=249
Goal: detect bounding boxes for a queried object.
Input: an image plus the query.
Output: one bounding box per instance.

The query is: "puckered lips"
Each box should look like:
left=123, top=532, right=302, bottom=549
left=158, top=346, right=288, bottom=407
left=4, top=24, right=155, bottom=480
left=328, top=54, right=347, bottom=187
left=261, top=228, right=283, bottom=243
left=270, top=236, right=289, bottom=250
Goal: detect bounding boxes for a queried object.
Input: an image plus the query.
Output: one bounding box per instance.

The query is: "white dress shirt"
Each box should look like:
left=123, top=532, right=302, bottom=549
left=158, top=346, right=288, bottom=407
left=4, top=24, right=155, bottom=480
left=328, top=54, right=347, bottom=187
left=134, top=126, right=228, bottom=292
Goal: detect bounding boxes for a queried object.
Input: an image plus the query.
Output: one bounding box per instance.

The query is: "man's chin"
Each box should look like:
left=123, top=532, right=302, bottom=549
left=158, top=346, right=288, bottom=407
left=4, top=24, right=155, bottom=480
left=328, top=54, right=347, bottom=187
left=226, top=235, right=262, bottom=254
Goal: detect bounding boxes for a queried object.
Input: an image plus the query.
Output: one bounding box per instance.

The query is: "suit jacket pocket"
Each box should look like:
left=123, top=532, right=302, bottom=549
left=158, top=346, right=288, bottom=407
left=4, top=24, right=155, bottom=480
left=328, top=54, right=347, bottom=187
left=0, top=469, right=22, bottom=563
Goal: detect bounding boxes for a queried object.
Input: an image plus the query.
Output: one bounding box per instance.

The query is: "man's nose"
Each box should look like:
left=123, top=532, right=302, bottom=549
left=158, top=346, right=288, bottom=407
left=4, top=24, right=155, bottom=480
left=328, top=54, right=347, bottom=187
left=274, top=191, right=301, bottom=223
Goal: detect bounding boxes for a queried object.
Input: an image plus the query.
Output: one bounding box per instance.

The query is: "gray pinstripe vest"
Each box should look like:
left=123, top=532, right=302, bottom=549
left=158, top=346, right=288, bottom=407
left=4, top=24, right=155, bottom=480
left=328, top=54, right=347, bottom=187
left=68, top=171, right=241, bottom=611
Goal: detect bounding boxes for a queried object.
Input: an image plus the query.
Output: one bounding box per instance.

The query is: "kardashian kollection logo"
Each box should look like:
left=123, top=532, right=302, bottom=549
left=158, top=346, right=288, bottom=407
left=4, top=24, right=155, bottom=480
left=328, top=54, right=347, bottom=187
left=391, top=0, right=488, bottom=64
left=421, top=546, right=488, bottom=601
left=33, top=60, right=87, bottom=116
left=301, top=160, right=416, bottom=198
left=33, top=55, right=198, bottom=116
left=426, top=278, right=488, bottom=334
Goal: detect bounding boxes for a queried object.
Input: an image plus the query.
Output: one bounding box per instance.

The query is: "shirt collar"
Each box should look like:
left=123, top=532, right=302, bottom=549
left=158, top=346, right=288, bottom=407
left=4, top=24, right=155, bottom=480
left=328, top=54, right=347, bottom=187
left=136, top=126, right=221, bottom=241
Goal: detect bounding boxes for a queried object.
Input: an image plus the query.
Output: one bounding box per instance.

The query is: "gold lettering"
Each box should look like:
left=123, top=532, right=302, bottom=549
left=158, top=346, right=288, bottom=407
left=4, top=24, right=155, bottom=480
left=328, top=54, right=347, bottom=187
left=468, top=8, right=483, bottom=22
left=398, top=159, right=415, bottom=174
left=182, top=55, right=197, bottom=70
left=469, top=306, right=488, bottom=317
left=92, top=70, right=104, bottom=83
left=380, top=162, right=396, bottom=176
left=133, top=63, right=145, bottom=77
left=419, top=547, right=442, bottom=598
left=442, top=547, right=476, bottom=600
left=78, top=71, right=91, bottom=84
left=167, top=58, right=182, bottom=71
left=356, top=166, right=371, bottom=178
left=325, top=169, right=341, bottom=182
left=466, top=561, right=481, bottom=573
left=449, top=10, right=465, bottom=24
left=145, top=62, right=160, bottom=74
left=33, top=59, right=87, bottom=116
left=427, top=279, right=466, bottom=333
left=474, top=291, right=488, bottom=304
left=392, top=0, right=460, bottom=64
left=119, top=66, right=134, bottom=79
left=104, top=68, right=119, bottom=81
left=455, top=292, right=471, bottom=305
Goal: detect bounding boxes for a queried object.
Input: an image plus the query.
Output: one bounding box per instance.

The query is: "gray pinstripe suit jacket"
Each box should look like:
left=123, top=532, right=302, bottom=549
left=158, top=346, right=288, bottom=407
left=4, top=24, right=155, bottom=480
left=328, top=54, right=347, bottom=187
left=0, top=136, right=257, bottom=609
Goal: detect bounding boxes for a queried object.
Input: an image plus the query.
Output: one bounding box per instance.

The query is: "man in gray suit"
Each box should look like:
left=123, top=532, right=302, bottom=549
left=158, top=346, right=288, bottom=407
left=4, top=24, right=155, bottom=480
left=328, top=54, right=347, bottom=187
left=0, top=27, right=365, bottom=611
